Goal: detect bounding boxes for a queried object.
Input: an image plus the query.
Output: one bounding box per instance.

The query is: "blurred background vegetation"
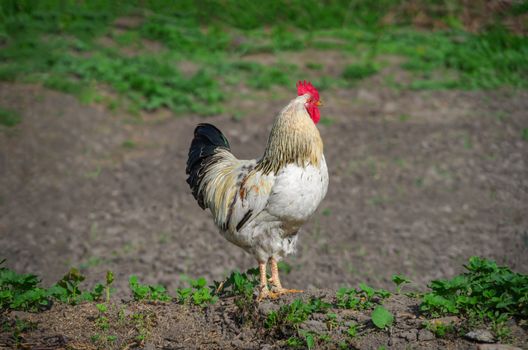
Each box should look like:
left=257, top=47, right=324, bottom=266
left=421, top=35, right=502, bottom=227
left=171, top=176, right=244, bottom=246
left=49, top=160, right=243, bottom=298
left=0, top=0, right=527, bottom=121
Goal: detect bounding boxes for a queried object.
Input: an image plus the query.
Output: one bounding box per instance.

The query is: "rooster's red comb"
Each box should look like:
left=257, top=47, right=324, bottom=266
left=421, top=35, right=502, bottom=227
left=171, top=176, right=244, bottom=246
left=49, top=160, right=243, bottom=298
left=296, top=80, right=319, bottom=101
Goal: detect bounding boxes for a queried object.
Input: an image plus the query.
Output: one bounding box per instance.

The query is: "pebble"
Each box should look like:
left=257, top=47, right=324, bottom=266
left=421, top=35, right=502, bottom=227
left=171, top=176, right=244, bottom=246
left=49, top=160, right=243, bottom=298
left=465, top=329, right=495, bottom=343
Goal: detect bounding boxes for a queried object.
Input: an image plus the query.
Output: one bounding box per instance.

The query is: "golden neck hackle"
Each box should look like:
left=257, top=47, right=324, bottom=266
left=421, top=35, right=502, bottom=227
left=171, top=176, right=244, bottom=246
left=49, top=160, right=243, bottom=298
left=257, top=96, right=323, bottom=174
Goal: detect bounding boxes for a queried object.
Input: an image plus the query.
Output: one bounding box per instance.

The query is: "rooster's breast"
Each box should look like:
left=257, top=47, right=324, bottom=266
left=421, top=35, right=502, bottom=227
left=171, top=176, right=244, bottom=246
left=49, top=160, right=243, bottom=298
left=266, top=155, right=328, bottom=225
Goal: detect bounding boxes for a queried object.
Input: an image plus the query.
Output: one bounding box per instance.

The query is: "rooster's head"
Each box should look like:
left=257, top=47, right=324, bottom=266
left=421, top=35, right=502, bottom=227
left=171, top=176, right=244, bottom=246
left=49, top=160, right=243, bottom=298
left=297, top=80, right=321, bottom=124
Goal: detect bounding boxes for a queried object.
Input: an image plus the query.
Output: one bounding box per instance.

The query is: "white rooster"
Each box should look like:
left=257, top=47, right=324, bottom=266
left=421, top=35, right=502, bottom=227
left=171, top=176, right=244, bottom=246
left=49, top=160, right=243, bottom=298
left=186, top=81, right=328, bottom=300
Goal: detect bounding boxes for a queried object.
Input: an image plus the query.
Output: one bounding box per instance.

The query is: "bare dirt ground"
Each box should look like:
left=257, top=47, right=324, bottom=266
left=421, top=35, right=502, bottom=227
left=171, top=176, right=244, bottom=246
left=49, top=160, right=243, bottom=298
left=0, top=65, right=527, bottom=348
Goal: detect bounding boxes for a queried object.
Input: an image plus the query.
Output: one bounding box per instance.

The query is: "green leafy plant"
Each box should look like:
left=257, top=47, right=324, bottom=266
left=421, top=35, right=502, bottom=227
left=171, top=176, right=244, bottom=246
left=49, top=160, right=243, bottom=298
left=131, top=310, right=156, bottom=344
left=128, top=275, right=171, bottom=302
left=176, top=276, right=217, bottom=307
left=392, top=274, right=411, bottom=293
left=420, top=257, right=528, bottom=323
left=286, top=330, right=326, bottom=349
left=424, top=320, right=454, bottom=337
left=0, top=259, right=50, bottom=312
left=48, top=268, right=103, bottom=304
left=371, top=305, right=394, bottom=329
left=336, top=282, right=391, bottom=310
left=215, top=268, right=260, bottom=298
left=347, top=322, right=359, bottom=337
left=265, top=297, right=330, bottom=330
left=326, top=313, right=338, bottom=330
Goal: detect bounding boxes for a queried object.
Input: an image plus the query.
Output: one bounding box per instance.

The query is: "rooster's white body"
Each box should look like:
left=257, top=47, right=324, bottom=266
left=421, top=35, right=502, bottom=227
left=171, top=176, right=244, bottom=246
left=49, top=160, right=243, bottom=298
left=225, top=155, right=328, bottom=263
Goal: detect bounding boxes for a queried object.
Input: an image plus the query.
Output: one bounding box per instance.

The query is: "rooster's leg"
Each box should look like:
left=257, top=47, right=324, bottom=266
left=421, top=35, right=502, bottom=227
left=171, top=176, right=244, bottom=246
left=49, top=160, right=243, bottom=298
left=269, top=257, right=303, bottom=295
left=257, top=262, right=278, bottom=301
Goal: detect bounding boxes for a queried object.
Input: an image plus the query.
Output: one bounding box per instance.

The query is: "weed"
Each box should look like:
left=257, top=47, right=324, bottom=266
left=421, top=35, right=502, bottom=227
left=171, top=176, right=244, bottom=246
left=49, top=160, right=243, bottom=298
left=96, top=303, right=108, bottom=313
left=9, top=318, right=37, bottom=345
left=321, top=208, right=332, bottom=216
left=371, top=305, right=393, bottom=329
left=265, top=298, right=330, bottom=329
left=90, top=334, right=101, bottom=343
left=84, top=166, right=102, bottom=179
left=0, top=259, right=50, bottom=311
left=424, top=320, right=455, bottom=337
left=285, top=330, right=328, bottom=349
left=368, top=195, right=390, bottom=207
left=128, top=275, right=171, bottom=302
left=326, top=313, right=338, bottom=330
left=298, top=330, right=316, bottom=349
left=336, top=282, right=391, bottom=310
left=122, top=139, right=136, bottom=149
left=491, top=320, right=512, bottom=342
left=278, top=261, right=293, bottom=275
left=319, top=116, right=335, bottom=126
left=398, top=114, right=411, bottom=122
left=342, top=63, right=378, bottom=82
left=95, top=314, right=110, bottom=331
left=0, top=107, right=21, bottom=127
left=463, top=133, right=473, bottom=149
left=215, top=268, right=260, bottom=299
left=522, top=128, right=528, bottom=141
left=347, top=322, right=359, bottom=337
left=286, top=336, right=304, bottom=348
left=420, top=257, right=528, bottom=324
left=176, top=276, right=217, bottom=307
left=131, top=310, right=156, bottom=344
left=392, top=274, right=411, bottom=293
left=1, top=2, right=526, bottom=121
left=1, top=260, right=117, bottom=312
left=48, top=267, right=104, bottom=304
left=306, top=62, right=323, bottom=70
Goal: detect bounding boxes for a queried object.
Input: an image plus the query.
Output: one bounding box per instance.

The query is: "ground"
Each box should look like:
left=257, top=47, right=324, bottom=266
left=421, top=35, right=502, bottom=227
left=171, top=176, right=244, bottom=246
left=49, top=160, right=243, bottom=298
left=2, top=288, right=527, bottom=349
left=0, top=45, right=527, bottom=349
left=1, top=69, right=527, bottom=296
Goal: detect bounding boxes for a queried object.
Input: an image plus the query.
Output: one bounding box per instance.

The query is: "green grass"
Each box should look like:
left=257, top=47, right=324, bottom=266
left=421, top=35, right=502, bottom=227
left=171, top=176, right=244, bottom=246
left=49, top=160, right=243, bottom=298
left=384, top=27, right=528, bottom=89
left=0, top=107, right=21, bottom=127
left=342, top=63, right=379, bottom=82
left=0, top=1, right=526, bottom=118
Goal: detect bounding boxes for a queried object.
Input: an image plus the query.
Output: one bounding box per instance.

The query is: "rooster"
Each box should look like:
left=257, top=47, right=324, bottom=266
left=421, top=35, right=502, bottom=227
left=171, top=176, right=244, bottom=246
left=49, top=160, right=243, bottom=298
left=186, top=81, right=328, bottom=300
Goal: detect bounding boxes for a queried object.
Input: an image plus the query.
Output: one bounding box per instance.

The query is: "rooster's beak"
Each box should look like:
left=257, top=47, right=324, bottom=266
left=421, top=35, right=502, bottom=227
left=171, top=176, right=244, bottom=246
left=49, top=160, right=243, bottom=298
left=316, top=100, right=323, bottom=107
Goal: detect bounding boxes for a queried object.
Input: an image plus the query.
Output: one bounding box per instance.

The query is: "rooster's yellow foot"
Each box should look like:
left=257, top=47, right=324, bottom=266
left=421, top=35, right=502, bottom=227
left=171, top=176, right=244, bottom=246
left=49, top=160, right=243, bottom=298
left=257, top=288, right=279, bottom=302
left=272, top=288, right=304, bottom=295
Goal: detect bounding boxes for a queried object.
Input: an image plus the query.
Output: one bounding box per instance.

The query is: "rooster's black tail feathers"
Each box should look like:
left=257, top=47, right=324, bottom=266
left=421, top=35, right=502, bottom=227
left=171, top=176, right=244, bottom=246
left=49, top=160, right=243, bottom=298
left=186, top=123, right=231, bottom=209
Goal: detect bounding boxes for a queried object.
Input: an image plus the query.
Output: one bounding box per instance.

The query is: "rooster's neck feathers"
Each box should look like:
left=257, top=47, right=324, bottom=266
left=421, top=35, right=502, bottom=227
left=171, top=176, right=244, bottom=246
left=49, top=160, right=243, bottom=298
left=256, top=95, right=323, bottom=175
